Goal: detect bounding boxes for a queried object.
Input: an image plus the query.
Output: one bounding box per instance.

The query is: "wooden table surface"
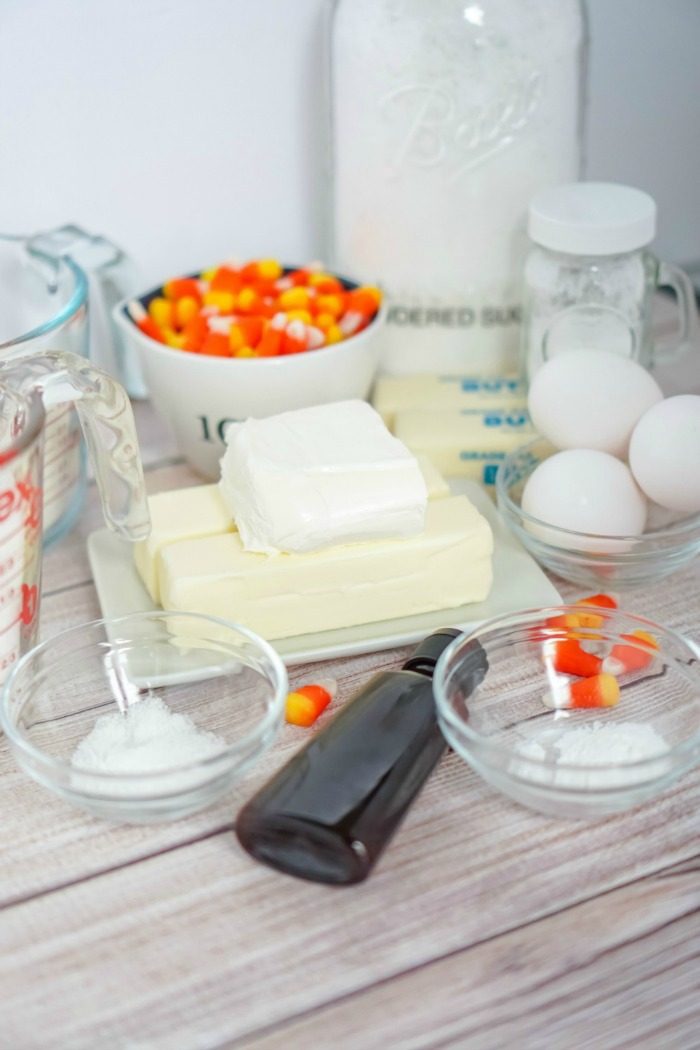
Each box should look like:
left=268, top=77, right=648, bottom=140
left=2, top=331, right=700, bottom=1049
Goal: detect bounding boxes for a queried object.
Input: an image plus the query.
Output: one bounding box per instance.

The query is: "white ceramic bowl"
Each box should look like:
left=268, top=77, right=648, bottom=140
left=113, top=271, right=385, bottom=478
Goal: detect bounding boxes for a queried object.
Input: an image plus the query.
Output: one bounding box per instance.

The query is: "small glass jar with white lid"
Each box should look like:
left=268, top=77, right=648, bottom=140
left=521, top=181, right=697, bottom=380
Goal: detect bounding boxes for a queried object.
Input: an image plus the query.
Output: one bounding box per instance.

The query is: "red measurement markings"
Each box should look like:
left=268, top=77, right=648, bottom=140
left=20, top=583, right=38, bottom=625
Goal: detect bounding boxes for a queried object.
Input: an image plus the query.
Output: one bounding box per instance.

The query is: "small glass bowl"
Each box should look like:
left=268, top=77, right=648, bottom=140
left=0, top=612, right=288, bottom=823
left=434, top=606, right=700, bottom=819
left=496, top=437, right=700, bottom=588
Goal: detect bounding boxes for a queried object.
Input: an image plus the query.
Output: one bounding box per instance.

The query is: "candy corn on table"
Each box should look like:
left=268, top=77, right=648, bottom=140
left=2, top=314, right=700, bottom=1048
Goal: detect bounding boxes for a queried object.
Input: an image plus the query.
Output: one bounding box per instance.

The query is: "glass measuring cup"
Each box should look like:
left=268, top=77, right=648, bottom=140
left=0, top=227, right=145, bottom=545
left=0, top=234, right=88, bottom=544
left=0, top=350, right=149, bottom=682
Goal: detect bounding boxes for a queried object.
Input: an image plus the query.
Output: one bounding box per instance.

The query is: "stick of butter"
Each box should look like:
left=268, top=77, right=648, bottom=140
left=134, top=456, right=449, bottom=604
left=373, top=374, right=526, bottom=428
left=158, top=495, right=492, bottom=640
left=394, top=409, right=535, bottom=485
left=133, top=484, right=233, bottom=603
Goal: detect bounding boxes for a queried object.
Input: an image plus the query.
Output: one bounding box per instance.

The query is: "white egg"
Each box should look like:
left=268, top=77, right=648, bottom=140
left=528, top=349, right=663, bottom=458
left=522, top=449, right=647, bottom=552
left=629, top=395, right=700, bottom=513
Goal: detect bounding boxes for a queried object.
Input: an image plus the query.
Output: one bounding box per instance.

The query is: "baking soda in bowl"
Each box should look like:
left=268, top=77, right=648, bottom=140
left=511, top=721, right=671, bottom=790
left=71, top=695, right=228, bottom=797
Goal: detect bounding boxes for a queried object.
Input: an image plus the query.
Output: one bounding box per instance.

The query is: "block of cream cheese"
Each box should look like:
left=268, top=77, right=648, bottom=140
left=219, top=400, right=428, bottom=554
left=133, top=456, right=450, bottom=604
left=394, top=408, right=535, bottom=485
left=159, top=495, right=493, bottom=639
left=373, top=374, right=526, bottom=427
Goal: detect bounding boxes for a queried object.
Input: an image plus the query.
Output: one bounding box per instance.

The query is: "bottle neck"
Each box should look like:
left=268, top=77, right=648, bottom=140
left=401, top=628, right=462, bottom=678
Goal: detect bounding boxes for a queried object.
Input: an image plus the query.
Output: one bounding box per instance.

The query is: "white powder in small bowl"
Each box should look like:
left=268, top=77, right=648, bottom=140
left=511, top=720, right=671, bottom=790
left=71, top=695, right=228, bottom=798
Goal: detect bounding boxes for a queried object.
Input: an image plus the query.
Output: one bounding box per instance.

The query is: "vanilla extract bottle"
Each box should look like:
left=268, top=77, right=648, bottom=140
left=235, top=629, right=488, bottom=884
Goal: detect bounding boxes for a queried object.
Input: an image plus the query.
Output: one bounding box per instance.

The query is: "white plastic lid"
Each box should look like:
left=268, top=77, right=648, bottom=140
left=528, top=182, right=657, bottom=255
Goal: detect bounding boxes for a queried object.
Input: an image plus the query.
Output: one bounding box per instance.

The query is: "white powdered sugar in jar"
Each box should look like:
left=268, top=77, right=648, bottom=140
left=330, top=0, right=585, bottom=375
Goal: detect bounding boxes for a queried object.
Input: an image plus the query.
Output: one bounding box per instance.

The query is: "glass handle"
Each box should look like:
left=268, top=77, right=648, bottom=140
left=654, top=260, right=699, bottom=363
left=3, top=351, right=150, bottom=540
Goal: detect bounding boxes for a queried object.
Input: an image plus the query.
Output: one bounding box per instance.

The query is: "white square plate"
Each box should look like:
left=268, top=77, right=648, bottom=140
left=87, top=481, right=561, bottom=667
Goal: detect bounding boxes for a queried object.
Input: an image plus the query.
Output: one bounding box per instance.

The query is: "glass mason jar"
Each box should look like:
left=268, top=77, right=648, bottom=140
left=328, top=0, right=586, bottom=376
left=521, top=182, right=698, bottom=380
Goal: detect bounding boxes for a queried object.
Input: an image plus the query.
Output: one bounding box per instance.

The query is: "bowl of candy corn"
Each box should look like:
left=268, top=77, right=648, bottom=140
left=434, top=602, right=700, bottom=819
left=496, top=437, right=700, bottom=589
left=113, top=259, right=385, bottom=478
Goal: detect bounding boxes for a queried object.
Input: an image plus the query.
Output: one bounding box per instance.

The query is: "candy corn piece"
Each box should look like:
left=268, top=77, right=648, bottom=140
left=545, top=611, right=605, bottom=630
left=181, top=315, right=209, bottom=352
left=200, top=332, right=231, bottom=357
left=545, top=638, right=603, bottom=678
left=308, top=272, right=344, bottom=294
left=282, top=319, right=309, bottom=354
left=278, top=286, right=310, bottom=311
left=542, top=672, right=620, bottom=710
left=203, top=289, right=236, bottom=313
left=148, top=296, right=174, bottom=328
left=164, top=277, right=202, bottom=302
left=256, top=328, right=284, bottom=357
left=285, top=679, right=337, bottom=727
left=174, top=295, right=200, bottom=328
left=127, top=300, right=165, bottom=343
left=339, top=310, right=366, bottom=337
left=210, top=266, right=243, bottom=294
left=602, top=630, right=659, bottom=676
left=576, top=593, right=618, bottom=610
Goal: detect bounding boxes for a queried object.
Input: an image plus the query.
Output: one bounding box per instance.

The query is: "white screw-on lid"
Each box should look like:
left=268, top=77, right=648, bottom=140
left=528, top=182, right=657, bottom=255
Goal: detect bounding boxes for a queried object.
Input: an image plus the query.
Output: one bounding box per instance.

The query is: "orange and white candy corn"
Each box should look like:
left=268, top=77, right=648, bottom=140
left=602, top=630, right=659, bottom=676
left=542, top=672, right=620, bottom=710
left=546, top=638, right=603, bottom=678
left=577, top=593, right=618, bottom=610
left=285, top=679, right=338, bottom=727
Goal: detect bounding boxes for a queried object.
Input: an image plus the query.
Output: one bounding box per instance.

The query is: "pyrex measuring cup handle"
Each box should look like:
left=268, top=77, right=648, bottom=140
left=653, top=260, right=699, bottom=364
left=2, top=351, right=150, bottom=540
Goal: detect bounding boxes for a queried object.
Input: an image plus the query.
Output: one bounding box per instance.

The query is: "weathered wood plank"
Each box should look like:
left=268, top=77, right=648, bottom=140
left=1, top=817, right=698, bottom=1050
left=242, top=859, right=700, bottom=1050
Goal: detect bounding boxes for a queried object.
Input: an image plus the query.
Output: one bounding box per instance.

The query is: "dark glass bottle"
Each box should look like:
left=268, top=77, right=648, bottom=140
left=235, top=628, right=487, bottom=885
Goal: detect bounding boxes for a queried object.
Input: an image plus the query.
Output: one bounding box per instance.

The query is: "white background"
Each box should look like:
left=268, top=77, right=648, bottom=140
left=1, top=0, right=698, bottom=287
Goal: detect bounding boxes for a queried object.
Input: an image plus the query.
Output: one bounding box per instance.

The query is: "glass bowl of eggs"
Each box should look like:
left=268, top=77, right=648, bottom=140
left=497, top=437, right=700, bottom=588
left=496, top=350, right=700, bottom=588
